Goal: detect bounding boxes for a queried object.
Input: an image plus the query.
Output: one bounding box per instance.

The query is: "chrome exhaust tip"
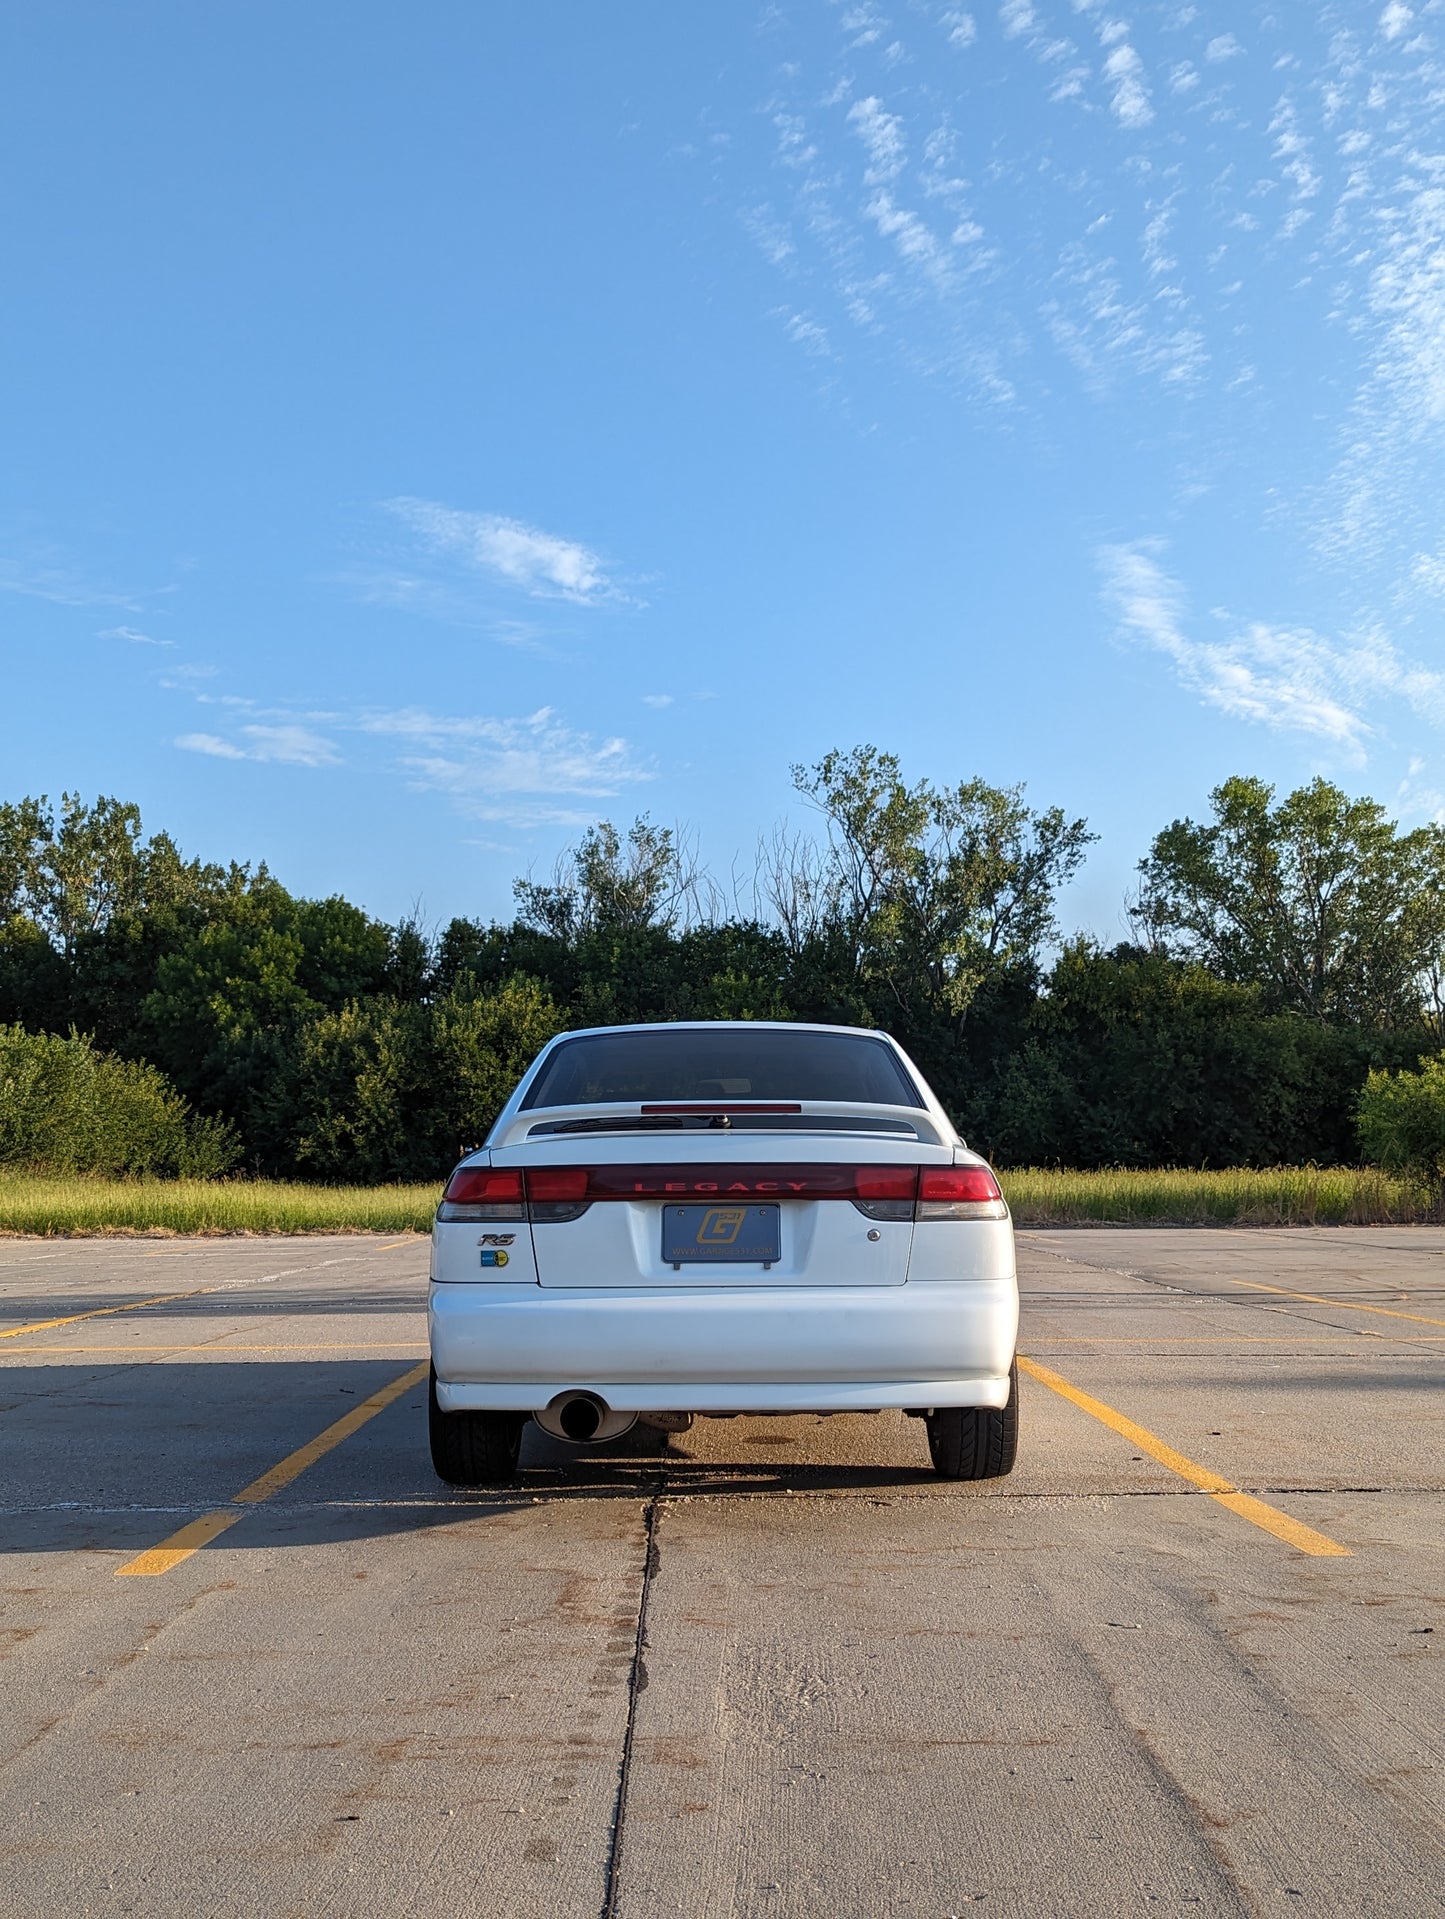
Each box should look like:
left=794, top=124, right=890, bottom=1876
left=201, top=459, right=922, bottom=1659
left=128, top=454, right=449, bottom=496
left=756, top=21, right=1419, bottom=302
left=535, top=1392, right=637, bottom=1445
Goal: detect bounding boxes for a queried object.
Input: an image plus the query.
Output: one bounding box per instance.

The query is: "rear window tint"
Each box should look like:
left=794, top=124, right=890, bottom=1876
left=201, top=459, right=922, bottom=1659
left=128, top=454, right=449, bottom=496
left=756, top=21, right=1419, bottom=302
left=521, top=1028, right=923, bottom=1110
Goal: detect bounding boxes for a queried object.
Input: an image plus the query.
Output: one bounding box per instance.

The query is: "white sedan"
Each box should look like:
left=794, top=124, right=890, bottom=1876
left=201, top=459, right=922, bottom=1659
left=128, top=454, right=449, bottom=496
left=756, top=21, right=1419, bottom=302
left=428, top=1020, right=1019, bottom=1483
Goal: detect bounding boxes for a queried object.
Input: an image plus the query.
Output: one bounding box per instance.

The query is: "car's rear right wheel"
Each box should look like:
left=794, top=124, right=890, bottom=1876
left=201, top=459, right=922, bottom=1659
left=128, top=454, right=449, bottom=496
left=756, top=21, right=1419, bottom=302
left=925, top=1359, right=1018, bottom=1479
left=428, top=1368, right=525, bottom=1485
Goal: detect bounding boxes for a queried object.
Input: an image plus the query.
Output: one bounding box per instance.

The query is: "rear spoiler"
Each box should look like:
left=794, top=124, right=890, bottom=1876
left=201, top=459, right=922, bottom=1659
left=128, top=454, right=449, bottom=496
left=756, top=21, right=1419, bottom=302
left=486, top=1100, right=949, bottom=1150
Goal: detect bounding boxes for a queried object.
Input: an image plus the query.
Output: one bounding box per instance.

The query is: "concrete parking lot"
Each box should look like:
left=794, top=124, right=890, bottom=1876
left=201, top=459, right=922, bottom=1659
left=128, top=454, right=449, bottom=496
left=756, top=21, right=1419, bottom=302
left=1, top=1228, right=1441, bottom=1918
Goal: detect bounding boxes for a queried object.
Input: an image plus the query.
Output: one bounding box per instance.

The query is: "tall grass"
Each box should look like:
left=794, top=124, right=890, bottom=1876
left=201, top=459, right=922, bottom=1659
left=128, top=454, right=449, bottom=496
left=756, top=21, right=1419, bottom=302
left=0, top=1165, right=1433, bottom=1238
left=1000, top=1164, right=1432, bottom=1227
left=0, top=1175, right=439, bottom=1237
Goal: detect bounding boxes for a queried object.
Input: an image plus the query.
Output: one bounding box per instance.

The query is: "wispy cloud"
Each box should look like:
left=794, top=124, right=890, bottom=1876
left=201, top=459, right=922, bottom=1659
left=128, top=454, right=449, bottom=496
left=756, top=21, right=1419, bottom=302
left=1102, top=41, right=1153, bottom=130
left=847, top=96, right=906, bottom=184
left=1320, top=156, right=1445, bottom=568
left=0, top=562, right=140, bottom=610
left=176, top=732, right=246, bottom=761
left=774, top=307, right=835, bottom=357
left=358, top=705, right=651, bottom=825
left=383, top=497, right=619, bottom=604
left=242, top=724, right=341, bottom=766
left=176, top=723, right=340, bottom=767
left=100, top=625, right=173, bottom=648
left=169, top=669, right=648, bottom=824
left=1101, top=544, right=1445, bottom=754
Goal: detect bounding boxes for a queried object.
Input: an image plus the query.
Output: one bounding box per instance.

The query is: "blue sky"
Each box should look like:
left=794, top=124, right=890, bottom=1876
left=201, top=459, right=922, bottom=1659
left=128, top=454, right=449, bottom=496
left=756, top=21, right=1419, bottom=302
left=4, top=2, right=1444, bottom=938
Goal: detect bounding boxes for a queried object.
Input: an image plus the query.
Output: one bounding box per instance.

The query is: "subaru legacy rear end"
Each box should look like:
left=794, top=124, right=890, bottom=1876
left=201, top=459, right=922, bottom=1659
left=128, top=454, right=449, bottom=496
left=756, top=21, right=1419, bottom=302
left=428, top=1021, right=1018, bottom=1483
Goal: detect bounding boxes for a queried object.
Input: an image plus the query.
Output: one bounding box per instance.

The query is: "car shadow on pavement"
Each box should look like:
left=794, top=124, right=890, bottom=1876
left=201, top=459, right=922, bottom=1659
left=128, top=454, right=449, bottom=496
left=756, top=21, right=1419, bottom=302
left=2, top=1360, right=951, bottom=1555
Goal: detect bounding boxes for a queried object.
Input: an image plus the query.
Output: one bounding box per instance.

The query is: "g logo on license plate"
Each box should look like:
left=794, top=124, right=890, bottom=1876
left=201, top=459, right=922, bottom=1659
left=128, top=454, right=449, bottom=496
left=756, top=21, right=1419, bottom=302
left=696, top=1207, right=748, bottom=1245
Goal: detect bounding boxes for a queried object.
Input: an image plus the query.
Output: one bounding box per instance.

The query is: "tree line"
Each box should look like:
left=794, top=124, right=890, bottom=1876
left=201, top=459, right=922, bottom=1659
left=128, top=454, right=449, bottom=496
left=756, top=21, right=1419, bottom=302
left=3, top=750, right=1443, bottom=1181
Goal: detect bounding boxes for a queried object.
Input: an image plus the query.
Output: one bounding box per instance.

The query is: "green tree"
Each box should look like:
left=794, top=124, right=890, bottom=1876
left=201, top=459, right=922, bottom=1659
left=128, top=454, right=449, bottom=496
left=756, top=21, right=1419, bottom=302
left=761, top=749, right=1091, bottom=1122
left=1357, top=1055, right=1445, bottom=1189
left=0, top=792, right=209, bottom=955
left=787, top=747, right=1094, bottom=1022
left=0, top=1025, right=238, bottom=1177
left=982, top=942, right=1387, bottom=1169
left=1137, top=776, right=1445, bottom=1028
left=289, top=977, right=564, bottom=1181
left=514, top=816, right=696, bottom=941
left=140, top=880, right=396, bottom=1163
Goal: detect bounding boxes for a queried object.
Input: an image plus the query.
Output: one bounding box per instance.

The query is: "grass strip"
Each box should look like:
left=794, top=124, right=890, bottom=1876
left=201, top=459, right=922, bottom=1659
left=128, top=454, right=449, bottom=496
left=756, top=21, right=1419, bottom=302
left=0, top=1175, right=440, bottom=1237
left=1001, top=1164, right=1431, bottom=1227
left=0, top=1165, right=1432, bottom=1237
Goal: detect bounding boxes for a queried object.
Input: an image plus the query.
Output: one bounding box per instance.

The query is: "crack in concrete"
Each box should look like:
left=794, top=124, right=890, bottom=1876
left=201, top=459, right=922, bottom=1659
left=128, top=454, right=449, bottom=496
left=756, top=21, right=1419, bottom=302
left=602, top=1487, right=664, bottom=1919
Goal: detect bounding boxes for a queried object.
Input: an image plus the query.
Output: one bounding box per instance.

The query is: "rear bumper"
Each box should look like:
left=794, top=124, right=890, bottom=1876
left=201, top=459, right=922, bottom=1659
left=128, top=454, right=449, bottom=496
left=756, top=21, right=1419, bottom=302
left=429, top=1279, right=1018, bottom=1412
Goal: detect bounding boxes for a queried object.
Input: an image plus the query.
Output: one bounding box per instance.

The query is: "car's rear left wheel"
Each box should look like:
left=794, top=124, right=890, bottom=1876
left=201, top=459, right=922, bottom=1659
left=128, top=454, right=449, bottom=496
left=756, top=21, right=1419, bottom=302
left=925, top=1358, right=1018, bottom=1480
left=428, top=1368, right=525, bottom=1485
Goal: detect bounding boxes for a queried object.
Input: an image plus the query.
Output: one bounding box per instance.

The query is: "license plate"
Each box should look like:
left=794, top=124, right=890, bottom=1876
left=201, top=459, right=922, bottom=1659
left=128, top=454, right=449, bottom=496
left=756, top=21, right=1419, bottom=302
left=662, top=1203, right=781, bottom=1266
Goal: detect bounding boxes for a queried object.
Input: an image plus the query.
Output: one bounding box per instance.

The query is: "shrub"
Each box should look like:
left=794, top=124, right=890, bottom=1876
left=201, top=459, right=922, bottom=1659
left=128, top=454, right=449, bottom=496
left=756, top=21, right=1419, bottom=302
left=1356, top=1053, right=1445, bottom=1188
left=289, top=975, right=565, bottom=1182
left=0, top=1024, right=239, bottom=1177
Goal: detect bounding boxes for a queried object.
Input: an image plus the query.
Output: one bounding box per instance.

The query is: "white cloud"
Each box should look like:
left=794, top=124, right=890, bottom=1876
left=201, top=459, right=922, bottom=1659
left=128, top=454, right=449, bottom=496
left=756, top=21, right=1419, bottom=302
left=100, top=625, right=173, bottom=648
left=1379, top=2, right=1413, bottom=40
left=241, top=724, right=340, bottom=766
left=1101, top=544, right=1445, bottom=752
left=847, top=96, right=906, bottom=183
left=1045, top=244, right=1205, bottom=390
left=1320, top=163, right=1445, bottom=562
left=0, top=563, right=139, bottom=609
left=776, top=308, right=834, bottom=356
left=384, top=497, right=617, bottom=603
left=1104, top=42, right=1154, bottom=128
left=840, top=4, right=887, bottom=49
left=642, top=693, right=674, bottom=708
left=742, top=204, right=796, bottom=265
left=1269, top=99, right=1320, bottom=201
left=863, top=190, right=948, bottom=280
left=1205, top=33, right=1243, bottom=61
left=942, top=10, right=977, bottom=48
left=999, top=0, right=1035, bottom=39
left=175, top=723, right=340, bottom=767
left=176, top=733, right=246, bottom=760
left=358, top=706, right=649, bottom=824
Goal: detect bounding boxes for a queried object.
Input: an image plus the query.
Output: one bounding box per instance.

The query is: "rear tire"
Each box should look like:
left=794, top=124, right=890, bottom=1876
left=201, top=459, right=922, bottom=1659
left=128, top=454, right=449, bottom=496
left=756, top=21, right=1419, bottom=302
left=926, top=1359, right=1018, bottom=1480
left=428, top=1368, right=525, bottom=1486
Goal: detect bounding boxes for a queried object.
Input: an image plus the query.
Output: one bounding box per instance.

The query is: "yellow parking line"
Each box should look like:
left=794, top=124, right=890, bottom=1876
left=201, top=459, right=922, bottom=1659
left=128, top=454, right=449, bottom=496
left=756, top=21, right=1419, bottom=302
left=1228, top=1276, right=1445, bottom=1328
left=115, top=1361, right=430, bottom=1576
left=10, top=1342, right=428, bottom=1353
left=0, top=1287, right=222, bottom=1341
left=1017, top=1355, right=1350, bottom=1557
left=378, top=1237, right=418, bottom=1250
left=1, top=1252, right=388, bottom=1343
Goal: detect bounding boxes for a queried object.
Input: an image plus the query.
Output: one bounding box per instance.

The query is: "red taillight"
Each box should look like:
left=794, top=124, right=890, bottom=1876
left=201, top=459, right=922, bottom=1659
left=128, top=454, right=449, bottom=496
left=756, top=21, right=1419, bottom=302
left=527, top=1166, right=589, bottom=1201
left=439, top=1161, right=1004, bottom=1214
left=442, top=1166, right=524, bottom=1204
left=919, top=1166, right=1002, bottom=1203
left=854, top=1166, right=919, bottom=1201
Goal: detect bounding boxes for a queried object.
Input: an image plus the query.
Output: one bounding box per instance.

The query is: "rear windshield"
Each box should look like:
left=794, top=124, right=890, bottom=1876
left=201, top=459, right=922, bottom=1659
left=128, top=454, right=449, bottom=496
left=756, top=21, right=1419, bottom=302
left=521, top=1027, right=923, bottom=1110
